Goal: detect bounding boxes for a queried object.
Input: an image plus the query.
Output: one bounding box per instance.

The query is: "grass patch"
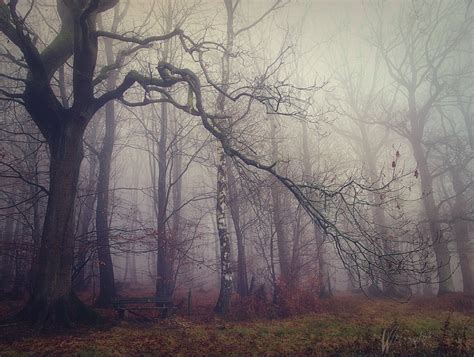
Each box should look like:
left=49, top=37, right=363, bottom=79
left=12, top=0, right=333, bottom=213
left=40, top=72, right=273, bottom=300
left=0, top=296, right=472, bottom=356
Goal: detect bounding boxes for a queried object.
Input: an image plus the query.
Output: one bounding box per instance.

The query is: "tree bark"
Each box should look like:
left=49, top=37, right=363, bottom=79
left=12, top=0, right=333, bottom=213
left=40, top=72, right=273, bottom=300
left=169, top=117, right=183, bottom=289
left=214, top=149, right=233, bottom=314
left=12, top=218, right=28, bottom=298
left=290, top=210, right=301, bottom=286
left=155, top=99, right=173, bottom=299
left=95, top=100, right=117, bottom=307
left=150, top=1, right=175, bottom=301
left=75, top=155, right=97, bottom=292
left=214, top=0, right=235, bottom=313
left=227, top=162, right=249, bottom=296
left=25, top=134, right=43, bottom=293
left=94, top=21, right=119, bottom=306
left=19, top=119, right=97, bottom=326
left=270, top=123, right=291, bottom=286
left=0, top=204, right=15, bottom=293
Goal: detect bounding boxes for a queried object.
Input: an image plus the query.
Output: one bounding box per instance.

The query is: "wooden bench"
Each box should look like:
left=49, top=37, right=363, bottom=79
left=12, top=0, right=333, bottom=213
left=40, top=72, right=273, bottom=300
left=111, top=297, right=176, bottom=320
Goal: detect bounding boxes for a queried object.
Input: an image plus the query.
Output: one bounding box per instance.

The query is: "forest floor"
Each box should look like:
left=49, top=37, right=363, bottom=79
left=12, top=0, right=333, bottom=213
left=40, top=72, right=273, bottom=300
left=0, top=292, right=473, bottom=356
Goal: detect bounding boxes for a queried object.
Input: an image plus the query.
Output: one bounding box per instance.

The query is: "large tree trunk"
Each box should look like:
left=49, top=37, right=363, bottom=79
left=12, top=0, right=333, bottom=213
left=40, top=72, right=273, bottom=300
left=19, top=119, right=97, bottom=326
left=450, top=169, right=474, bottom=295
left=410, top=138, right=454, bottom=295
left=0, top=0, right=121, bottom=327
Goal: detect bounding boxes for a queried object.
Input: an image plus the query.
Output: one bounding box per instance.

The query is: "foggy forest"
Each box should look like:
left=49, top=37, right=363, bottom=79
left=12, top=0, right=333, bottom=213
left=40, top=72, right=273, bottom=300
left=0, top=0, right=473, bottom=356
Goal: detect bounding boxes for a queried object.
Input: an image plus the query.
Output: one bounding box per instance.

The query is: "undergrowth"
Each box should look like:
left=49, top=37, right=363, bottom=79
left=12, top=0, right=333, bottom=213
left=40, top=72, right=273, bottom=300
left=0, top=294, right=472, bottom=356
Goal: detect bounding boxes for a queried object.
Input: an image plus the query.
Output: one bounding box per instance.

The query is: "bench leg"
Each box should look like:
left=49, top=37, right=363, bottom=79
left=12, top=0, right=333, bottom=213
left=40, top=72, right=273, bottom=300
left=117, top=309, right=129, bottom=320
left=160, top=308, right=168, bottom=319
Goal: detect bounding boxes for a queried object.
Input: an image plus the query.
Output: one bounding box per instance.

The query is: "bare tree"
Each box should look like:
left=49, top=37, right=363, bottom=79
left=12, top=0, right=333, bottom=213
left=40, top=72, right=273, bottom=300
left=0, top=0, right=447, bottom=328
left=0, top=0, right=184, bottom=326
left=370, top=0, right=473, bottom=295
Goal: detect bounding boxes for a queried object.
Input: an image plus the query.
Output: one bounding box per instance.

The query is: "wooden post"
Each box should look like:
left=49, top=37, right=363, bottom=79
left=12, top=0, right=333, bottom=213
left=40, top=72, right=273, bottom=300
left=187, top=288, right=192, bottom=316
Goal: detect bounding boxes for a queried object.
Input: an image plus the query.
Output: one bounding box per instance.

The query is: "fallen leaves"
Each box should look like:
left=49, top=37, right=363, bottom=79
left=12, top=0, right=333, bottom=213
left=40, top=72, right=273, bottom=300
left=0, top=296, right=472, bottom=356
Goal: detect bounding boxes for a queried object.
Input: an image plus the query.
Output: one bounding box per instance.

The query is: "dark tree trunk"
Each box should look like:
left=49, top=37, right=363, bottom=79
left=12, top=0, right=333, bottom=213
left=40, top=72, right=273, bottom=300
left=12, top=219, right=28, bottom=298
left=271, top=175, right=291, bottom=285
left=153, top=4, right=174, bottom=300
left=4, top=212, right=23, bottom=297
left=270, top=123, right=291, bottom=286
left=28, top=153, right=43, bottom=294
left=291, top=211, right=302, bottom=287
left=94, top=30, right=118, bottom=307
left=156, top=99, right=173, bottom=299
left=314, top=227, right=331, bottom=298
left=125, top=191, right=139, bottom=285
left=169, top=118, right=183, bottom=288
left=227, top=162, right=249, bottom=296
left=75, top=155, right=97, bottom=292
left=19, top=119, right=97, bottom=326
left=0, top=205, right=15, bottom=293
left=94, top=99, right=116, bottom=307
left=0, top=0, right=133, bottom=327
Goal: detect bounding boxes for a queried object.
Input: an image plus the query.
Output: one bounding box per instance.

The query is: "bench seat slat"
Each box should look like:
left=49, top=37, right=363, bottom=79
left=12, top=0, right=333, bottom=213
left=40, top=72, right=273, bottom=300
left=116, top=306, right=176, bottom=311
left=112, top=297, right=172, bottom=303
left=112, top=297, right=176, bottom=320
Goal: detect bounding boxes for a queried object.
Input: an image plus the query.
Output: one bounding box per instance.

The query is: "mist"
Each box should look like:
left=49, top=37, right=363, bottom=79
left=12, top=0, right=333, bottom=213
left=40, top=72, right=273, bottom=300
left=0, top=0, right=473, bottom=355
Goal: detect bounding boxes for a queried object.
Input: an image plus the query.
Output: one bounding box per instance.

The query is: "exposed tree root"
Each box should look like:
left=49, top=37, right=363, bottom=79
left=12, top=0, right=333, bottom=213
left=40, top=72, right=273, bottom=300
left=16, top=291, right=99, bottom=329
